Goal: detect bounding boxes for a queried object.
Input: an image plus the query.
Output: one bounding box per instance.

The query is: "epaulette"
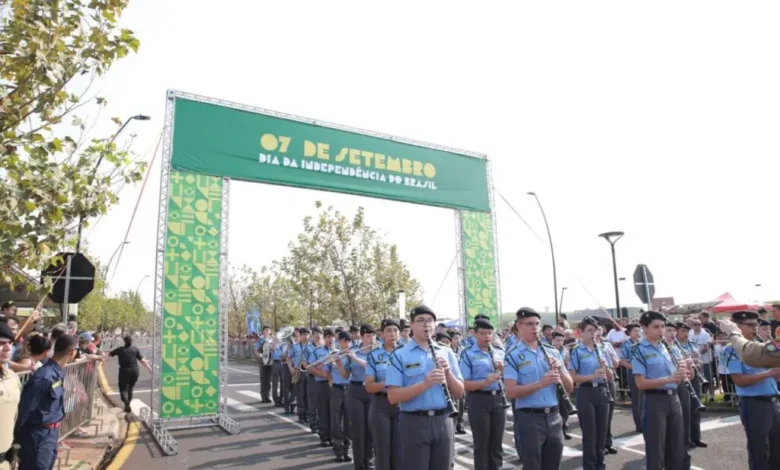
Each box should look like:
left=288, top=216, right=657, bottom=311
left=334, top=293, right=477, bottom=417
left=505, top=344, right=517, bottom=356
left=542, top=343, right=556, bottom=350
left=571, top=343, right=580, bottom=350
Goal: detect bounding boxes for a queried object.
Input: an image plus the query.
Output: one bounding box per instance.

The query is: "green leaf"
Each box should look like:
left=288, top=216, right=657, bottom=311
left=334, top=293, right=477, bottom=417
left=24, top=200, right=36, bottom=211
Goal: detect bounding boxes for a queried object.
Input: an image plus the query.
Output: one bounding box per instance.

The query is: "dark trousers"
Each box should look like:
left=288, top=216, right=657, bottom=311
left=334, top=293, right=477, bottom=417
left=467, top=392, right=507, bottom=470
left=688, top=377, right=703, bottom=444
left=308, top=375, right=319, bottom=429
left=295, top=373, right=309, bottom=420
left=557, top=388, right=570, bottom=432
left=271, top=360, right=282, bottom=404
left=281, top=364, right=294, bottom=411
left=577, top=386, right=609, bottom=470
left=399, top=413, right=454, bottom=470
left=118, top=367, right=139, bottom=412
left=738, top=397, right=780, bottom=470
left=316, top=380, right=331, bottom=441
left=259, top=363, right=272, bottom=401
left=641, top=392, right=690, bottom=470
left=627, top=370, right=643, bottom=431
left=330, top=384, right=351, bottom=456
left=513, top=409, right=563, bottom=470
left=370, top=394, right=400, bottom=470
left=16, top=427, right=59, bottom=470
left=348, top=384, right=373, bottom=469
left=605, top=380, right=616, bottom=446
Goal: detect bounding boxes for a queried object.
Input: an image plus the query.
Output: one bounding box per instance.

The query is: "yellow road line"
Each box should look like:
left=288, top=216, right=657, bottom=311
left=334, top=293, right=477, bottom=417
left=98, top=362, right=113, bottom=394
left=99, top=362, right=139, bottom=470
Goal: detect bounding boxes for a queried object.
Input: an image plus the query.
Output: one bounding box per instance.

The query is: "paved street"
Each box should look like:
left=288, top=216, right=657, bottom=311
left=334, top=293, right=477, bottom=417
left=101, top=353, right=749, bottom=469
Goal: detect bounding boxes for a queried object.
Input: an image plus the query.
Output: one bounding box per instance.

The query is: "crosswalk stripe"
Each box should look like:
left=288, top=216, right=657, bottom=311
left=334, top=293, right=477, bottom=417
left=237, top=390, right=265, bottom=401
left=226, top=397, right=257, bottom=412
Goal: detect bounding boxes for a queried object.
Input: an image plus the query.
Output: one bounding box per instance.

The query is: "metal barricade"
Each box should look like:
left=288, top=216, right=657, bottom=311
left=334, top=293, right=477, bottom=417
left=15, top=359, right=99, bottom=441
left=228, top=340, right=258, bottom=361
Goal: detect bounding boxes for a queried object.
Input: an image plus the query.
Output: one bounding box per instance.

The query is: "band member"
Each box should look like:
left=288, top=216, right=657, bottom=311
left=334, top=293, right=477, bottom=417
left=568, top=316, right=611, bottom=470
left=724, top=310, right=780, bottom=470
left=350, top=326, right=362, bottom=348
left=290, top=328, right=310, bottom=423
left=619, top=323, right=642, bottom=433
left=450, top=330, right=467, bottom=435
left=630, top=311, right=691, bottom=470
left=311, top=328, right=335, bottom=446
left=256, top=326, right=273, bottom=403
left=505, top=307, right=574, bottom=470
left=365, top=319, right=402, bottom=470
left=540, top=324, right=554, bottom=346
left=551, top=331, right=571, bottom=439
left=346, top=324, right=377, bottom=470
left=398, top=320, right=411, bottom=347
left=674, top=322, right=705, bottom=448
left=595, top=325, right=619, bottom=455
left=460, top=319, right=507, bottom=470
left=327, top=331, right=353, bottom=463
left=280, top=329, right=297, bottom=414
left=386, top=305, right=465, bottom=470
left=271, top=336, right=284, bottom=407
left=436, top=332, right=452, bottom=347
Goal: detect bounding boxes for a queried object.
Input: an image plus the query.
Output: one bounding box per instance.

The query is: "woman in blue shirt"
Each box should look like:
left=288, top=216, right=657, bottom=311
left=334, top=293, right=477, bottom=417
left=365, top=319, right=401, bottom=470
left=346, top=324, right=377, bottom=470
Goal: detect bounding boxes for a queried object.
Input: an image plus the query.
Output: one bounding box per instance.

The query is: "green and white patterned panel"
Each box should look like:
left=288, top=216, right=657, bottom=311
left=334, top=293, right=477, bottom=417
left=160, top=170, right=223, bottom=418
left=461, top=210, right=499, bottom=326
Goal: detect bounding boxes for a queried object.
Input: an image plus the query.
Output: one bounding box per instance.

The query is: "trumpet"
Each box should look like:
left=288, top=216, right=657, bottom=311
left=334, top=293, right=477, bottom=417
left=300, top=342, right=379, bottom=372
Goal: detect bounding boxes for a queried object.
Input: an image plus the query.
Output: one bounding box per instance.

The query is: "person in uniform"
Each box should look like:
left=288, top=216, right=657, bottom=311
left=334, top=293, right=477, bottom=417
left=271, top=336, right=284, bottom=407
left=327, top=331, right=353, bottom=463
left=435, top=332, right=452, bottom=348
left=256, top=326, right=273, bottom=403
left=568, top=316, right=611, bottom=470
left=619, top=323, right=642, bottom=433
left=350, top=326, right=362, bottom=348
left=719, top=318, right=780, bottom=368
left=398, top=320, right=411, bottom=347
left=15, top=334, right=79, bottom=470
left=280, top=329, right=297, bottom=415
left=290, top=328, right=310, bottom=424
left=0, top=321, right=22, bottom=470
left=306, top=327, right=323, bottom=434
left=504, top=307, right=574, bottom=470
left=386, top=305, right=465, bottom=470
left=311, top=328, right=335, bottom=447
left=630, top=311, right=691, bottom=470
left=673, top=322, right=705, bottom=449
left=551, top=331, right=572, bottom=440
left=450, top=330, right=467, bottom=436
left=459, top=319, right=507, bottom=470
left=724, top=310, right=780, bottom=470
left=346, top=324, right=377, bottom=470
left=365, top=319, right=402, bottom=470
left=104, top=335, right=153, bottom=413
left=595, top=324, right=619, bottom=455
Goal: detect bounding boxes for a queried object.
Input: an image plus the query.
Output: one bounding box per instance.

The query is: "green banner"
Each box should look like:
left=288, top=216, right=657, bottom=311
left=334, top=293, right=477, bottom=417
left=160, top=170, right=223, bottom=418
left=171, top=97, right=490, bottom=212
left=461, top=210, right=499, bottom=326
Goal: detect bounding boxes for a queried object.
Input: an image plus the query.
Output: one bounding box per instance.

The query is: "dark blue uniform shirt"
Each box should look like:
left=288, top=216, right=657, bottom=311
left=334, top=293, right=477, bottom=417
left=16, top=359, right=65, bottom=429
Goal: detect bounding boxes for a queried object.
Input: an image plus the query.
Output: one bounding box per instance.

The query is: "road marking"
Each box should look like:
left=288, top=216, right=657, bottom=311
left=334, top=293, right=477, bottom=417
left=106, top=420, right=140, bottom=470
left=700, top=414, right=741, bottom=432
left=503, top=428, right=582, bottom=457
left=237, top=390, right=266, bottom=402
left=227, top=397, right=257, bottom=412
left=227, top=366, right=259, bottom=375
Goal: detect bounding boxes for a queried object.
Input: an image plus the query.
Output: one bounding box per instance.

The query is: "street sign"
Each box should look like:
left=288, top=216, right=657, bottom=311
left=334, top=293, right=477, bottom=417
left=41, top=252, right=96, bottom=304
left=633, top=264, right=655, bottom=306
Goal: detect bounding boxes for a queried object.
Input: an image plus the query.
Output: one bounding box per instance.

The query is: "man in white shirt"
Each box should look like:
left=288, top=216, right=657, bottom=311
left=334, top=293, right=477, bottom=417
left=688, top=319, right=713, bottom=396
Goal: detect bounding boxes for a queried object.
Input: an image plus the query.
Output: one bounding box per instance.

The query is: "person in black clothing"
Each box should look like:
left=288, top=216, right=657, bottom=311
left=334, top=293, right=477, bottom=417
left=104, top=335, right=152, bottom=413
left=698, top=311, right=719, bottom=337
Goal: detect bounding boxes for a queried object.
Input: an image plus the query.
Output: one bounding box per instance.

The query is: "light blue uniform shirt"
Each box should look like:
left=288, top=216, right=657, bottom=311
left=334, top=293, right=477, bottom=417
left=397, top=338, right=408, bottom=348
left=349, top=350, right=369, bottom=383
left=504, top=341, right=561, bottom=408
left=568, top=342, right=606, bottom=385
left=725, top=345, right=780, bottom=397
left=291, top=343, right=306, bottom=368
left=313, top=345, right=335, bottom=382
left=326, top=354, right=352, bottom=385
left=255, top=337, right=266, bottom=351
left=461, top=336, right=475, bottom=350
left=272, top=343, right=284, bottom=361
left=630, top=339, right=677, bottom=390
left=459, top=343, right=504, bottom=392
left=505, top=335, right=518, bottom=350
left=386, top=339, right=463, bottom=412
left=621, top=340, right=638, bottom=363
left=365, top=346, right=396, bottom=385
left=304, top=342, right=318, bottom=364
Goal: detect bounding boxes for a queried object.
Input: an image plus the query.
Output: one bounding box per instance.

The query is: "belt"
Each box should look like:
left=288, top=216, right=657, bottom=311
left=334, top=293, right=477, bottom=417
left=470, top=389, right=501, bottom=396
left=374, top=392, right=388, bottom=397
left=402, top=408, right=449, bottom=417
left=580, top=383, right=607, bottom=388
left=350, top=380, right=364, bottom=385
left=26, top=422, right=61, bottom=429
left=645, top=389, right=676, bottom=396
left=331, top=383, right=347, bottom=389
left=742, top=395, right=780, bottom=403
left=516, top=406, right=559, bottom=414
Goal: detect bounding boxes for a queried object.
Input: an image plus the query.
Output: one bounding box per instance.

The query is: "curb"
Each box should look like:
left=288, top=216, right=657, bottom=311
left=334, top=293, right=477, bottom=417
left=96, top=363, right=138, bottom=470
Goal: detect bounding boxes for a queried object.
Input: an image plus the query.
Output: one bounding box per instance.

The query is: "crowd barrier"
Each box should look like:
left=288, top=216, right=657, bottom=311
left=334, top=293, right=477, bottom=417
left=228, top=339, right=257, bottom=361
left=17, top=358, right=99, bottom=440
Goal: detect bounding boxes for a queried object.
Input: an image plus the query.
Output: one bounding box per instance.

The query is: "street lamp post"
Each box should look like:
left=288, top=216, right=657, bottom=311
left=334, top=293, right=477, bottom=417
left=599, top=231, right=624, bottom=318
left=135, top=274, right=150, bottom=298
left=103, top=241, right=130, bottom=293
left=75, top=114, right=151, bottom=253
left=527, top=192, right=559, bottom=323
left=559, top=287, right=568, bottom=314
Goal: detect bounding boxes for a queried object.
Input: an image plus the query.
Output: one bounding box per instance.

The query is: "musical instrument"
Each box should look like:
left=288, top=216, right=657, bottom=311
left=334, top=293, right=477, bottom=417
left=300, top=342, right=379, bottom=372
left=538, top=338, right=577, bottom=416
left=487, top=345, right=511, bottom=410
left=260, top=335, right=272, bottom=365
left=276, top=327, right=302, bottom=384
left=673, top=338, right=709, bottom=386
left=661, top=339, right=706, bottom=412
left=427, top=335, right=459, bottom=417
left=594, top=343, right=614, bottom=403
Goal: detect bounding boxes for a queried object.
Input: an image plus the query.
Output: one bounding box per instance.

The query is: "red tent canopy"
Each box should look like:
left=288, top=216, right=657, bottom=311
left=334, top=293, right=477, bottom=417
left=711, top=292, right=762, bottom=313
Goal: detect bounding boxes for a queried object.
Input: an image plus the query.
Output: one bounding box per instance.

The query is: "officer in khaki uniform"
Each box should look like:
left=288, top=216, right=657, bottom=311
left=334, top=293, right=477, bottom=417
left=0, top=322, right=22, bottom=470
left=719, top=318, right=780, bottom=368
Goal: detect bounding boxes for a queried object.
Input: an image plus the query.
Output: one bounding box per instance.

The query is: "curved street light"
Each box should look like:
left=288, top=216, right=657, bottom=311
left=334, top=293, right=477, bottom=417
left=528, top=192, right=559, bottom=323
left=599, top=231, right=625, bottom=318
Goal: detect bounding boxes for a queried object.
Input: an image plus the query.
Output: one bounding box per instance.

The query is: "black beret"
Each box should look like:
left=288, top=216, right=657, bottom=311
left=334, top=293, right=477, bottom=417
left=435, top=332, right=451, bottom=342
left=665, top=321, right=677, bottom=329
left=732, top=310, right=759, bottom=322
left=1, top=301, right=14, bottom=310
left=311, top=326, right=323, bottom=334
left=474, top=319, right=494, bottom=331
left=759, top=319, right=771, bottom=327
left=516, top=307, right=540, bottom=319
left=381, top=318, right=400, bottom=330
left=399, top=319, right=409, bottom=328
left=262, top=325, right=271, bottom=330
left=0, top=321, right=13, bottom=341
left=410, top=305, right=436, bottom=321
left=542, top=324, right=553, bottom=330
left=758, top=307, right=768, bottom=314
left=639, top=310, right=667, bottom=326
left=474, top=314, right=490, bottom=323
left=323, top=328, right=335, bottom=337
left=335, top=327, right=344, bottom=333
left=337, top=331, right=352, bottom=342
left=360, top=324, right=376, bottom=335
left=579, top=317, right=599, bottom=330
left=552, top=331, right=564, bottom=338
left=54, top=334, right=78, bottom=354
left=298, top=327, right=310, bottom=334
left=676, top=322, right=690, bottom=330
left=450, top=330, right=462, bottom=337
left=349, top=325, right=360, bottom=333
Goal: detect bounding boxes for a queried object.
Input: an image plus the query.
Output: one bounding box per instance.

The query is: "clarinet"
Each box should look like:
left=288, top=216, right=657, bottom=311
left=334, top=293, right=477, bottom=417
left=487, top=345, right=511, bottom=409
left=427, top=336, right=460, bottom=417
left=538, top=339, right=577, bottom=416
left=594, top=343, right=614, bottom=403
left=661, top=339, right=706, bottom=412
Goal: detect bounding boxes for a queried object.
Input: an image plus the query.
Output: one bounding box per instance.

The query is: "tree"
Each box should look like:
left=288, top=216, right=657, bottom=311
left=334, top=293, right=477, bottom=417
left=282, top=202, right=422, bottom=326
left=1, top=0, right=145, bottom=288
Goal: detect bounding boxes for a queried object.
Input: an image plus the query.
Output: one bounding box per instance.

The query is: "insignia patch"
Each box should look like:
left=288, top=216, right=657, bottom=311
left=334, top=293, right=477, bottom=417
left=767, top=341, right=779, bottom=353
left=52, top=380, right=62, bottom=390
left=645, top=353, right=658, bottom=359
left=378, top=354, right=384, bottom=360
left=518, top=360, right=532, bottom=368
left=405, top=362, right=421, bottom=369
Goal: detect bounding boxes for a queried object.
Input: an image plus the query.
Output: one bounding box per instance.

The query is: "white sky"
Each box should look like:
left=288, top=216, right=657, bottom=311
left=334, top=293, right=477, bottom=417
left=84, top=1, right=780, bottom=320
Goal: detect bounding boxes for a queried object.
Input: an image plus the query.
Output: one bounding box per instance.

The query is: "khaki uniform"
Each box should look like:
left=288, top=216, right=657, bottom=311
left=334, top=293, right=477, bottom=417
left=0, top=368, right=22, bottom=470
left=730, top=335, right=780, bottom=368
